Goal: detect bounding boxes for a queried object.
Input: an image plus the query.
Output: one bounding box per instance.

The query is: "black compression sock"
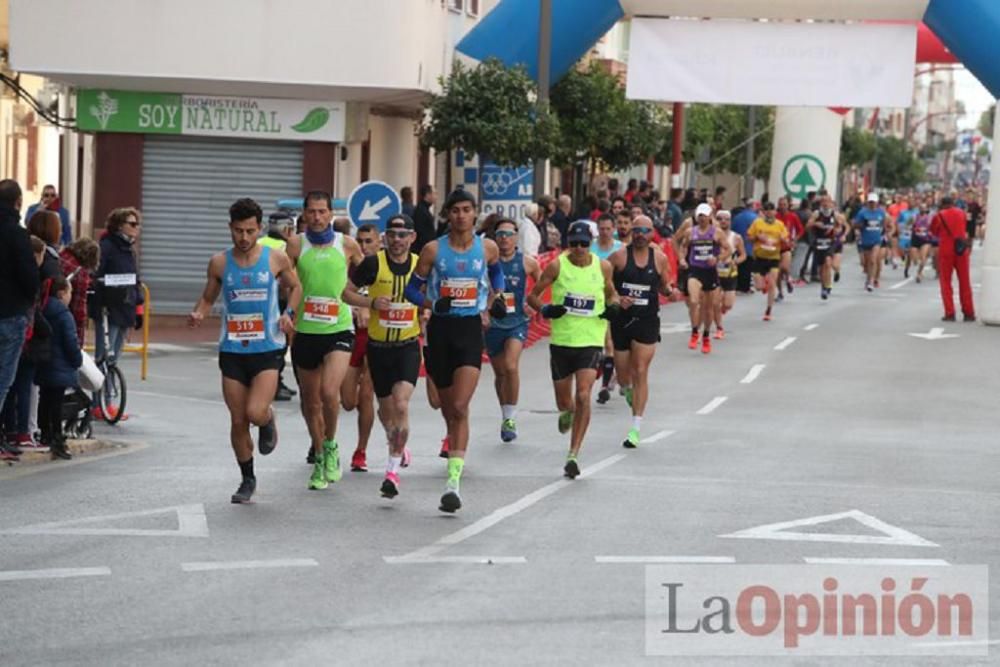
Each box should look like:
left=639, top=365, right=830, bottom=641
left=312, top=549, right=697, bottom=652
left=239, top=457, right=255, bottom=479
left=601, top=356, right=614, bottom=387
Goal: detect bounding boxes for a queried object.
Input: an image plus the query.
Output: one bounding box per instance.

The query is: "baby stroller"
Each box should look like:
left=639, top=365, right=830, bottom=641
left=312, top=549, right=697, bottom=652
left=62, top=387, right=94, bottom=440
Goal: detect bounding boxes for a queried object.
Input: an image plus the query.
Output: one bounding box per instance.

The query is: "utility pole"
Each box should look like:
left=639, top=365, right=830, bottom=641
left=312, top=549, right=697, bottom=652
left=745, top=106, right=756, bottom=200
left=533, top=0, right=552, bottom=201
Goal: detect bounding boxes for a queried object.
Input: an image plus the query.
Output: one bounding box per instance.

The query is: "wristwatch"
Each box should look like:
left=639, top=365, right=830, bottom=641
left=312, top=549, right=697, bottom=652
left=285, top=307, right=296, bottom=319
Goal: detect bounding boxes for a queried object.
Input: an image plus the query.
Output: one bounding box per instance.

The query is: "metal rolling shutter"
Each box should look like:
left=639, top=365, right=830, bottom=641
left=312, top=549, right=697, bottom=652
left=141, top=136, right=303, bottom=313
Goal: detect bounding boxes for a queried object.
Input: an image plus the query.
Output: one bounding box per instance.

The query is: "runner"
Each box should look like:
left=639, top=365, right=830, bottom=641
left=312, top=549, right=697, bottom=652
left=285, top=191, right=368, bottom=491
left=527, top=221, right=620, bottom=478
left=613, top=210, right=636, bottom=399
left=805, top=195, right=846, bottom=300
left=592, top=213, right=622, bottom=404
left=188, top=198, right=301, bottom=504
left=671, top=213, right=699, bottom=346
left=257, top=211, right=297, bottom=402
left=344, top=214, right=421, bottom=498
left=677, top=204, right=731, bottom=351
left=341, top=223, right=380, bottom=472
left=485, top=218, right=541, bottom=442
left=712, top=210, right=746, bottom=338
left=747, top=203, right=789, bottom=321
left=404, top=189, right=508, bottom=512
left=607, top=215, right=672, bottom=448
left=909, top=201, right=935, bottom=283
left=854, top=193, right=888, bottom=292
left=775, top=197, right=802, bottom=299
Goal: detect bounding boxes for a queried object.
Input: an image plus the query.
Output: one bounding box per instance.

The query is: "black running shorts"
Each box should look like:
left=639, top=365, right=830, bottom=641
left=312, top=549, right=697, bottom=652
left=754, top=257, right=780, bottom=275
left=549, top=345, right=603, bottom=381
left=219, top=350, right=284, bottom=387
left=610, top=315, right=660, bottom=351
left=688, top=267, right=719, bottom=291
left=425, top=315, right=484, bottom=389
left=367, top=340, right=421, bottom=398
left=291, top=331, right=355, bottom=371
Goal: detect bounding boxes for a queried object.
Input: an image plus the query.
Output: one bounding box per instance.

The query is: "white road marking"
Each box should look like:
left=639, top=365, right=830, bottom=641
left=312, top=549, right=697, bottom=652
left=387, top=454, right=627, bottom=561
left=803, top=323, right=819, bottom=331
left=696, top=397, right=727, bottom=415
left=181, top=558, right=318, bottom=572
left=803, top=558, right=950, bottom=566
left=659, top=322, right=692, bottom=335
left=0, top=503, right=210, bottom=538
left=889, top=277, right=914, bottom=290
left=595, top=556, right=735, bottom=564
left=720, top=509, right=939, bottom=547
left=739, top=364, right=766, bottom=384
left=384, top=556, right=527, bottom=565
left=131, top=390, right=221, bottom=406
left=908, top=327, right=959, bottom=340
left=641, top=430, right=676, bottom=444
left=773, top=336, right=797, bottom=351
left=0, top=567, right=111, bottom=582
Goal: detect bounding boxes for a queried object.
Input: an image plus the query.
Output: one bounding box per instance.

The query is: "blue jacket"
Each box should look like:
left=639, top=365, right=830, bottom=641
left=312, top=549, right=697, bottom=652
left=90, top=232, right=143, bottom=328
left=36, top=296, right=83, bottom=388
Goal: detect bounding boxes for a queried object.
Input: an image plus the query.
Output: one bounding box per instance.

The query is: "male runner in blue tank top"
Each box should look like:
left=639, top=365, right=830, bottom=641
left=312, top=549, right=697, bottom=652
left=189, top=198, right=301, bottom=504
left=485, top=218, right=541, bottom=443
left=405, top=189, right=509, bottom=512
left=854, top=193, right=889, bottom=292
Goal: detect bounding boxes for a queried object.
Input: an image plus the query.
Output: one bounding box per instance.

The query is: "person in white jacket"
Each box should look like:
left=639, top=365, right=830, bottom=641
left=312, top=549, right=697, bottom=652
left=518, top=202, right=542, bottom=257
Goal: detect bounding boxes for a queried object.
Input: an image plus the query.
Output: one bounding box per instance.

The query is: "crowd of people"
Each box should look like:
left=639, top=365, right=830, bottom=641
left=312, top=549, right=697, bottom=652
left=0, top=179, right=144, bottom=462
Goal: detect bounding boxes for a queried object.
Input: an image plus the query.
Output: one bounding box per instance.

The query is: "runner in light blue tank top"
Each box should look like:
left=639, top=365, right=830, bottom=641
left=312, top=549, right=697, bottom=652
left=219, top=246, right=286, bottom=354
left=426, top=234, right=491, bottom=317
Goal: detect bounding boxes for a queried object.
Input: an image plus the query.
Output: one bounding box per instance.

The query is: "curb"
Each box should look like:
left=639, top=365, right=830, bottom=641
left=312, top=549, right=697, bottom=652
left=7, top=439, right=124, bottom=466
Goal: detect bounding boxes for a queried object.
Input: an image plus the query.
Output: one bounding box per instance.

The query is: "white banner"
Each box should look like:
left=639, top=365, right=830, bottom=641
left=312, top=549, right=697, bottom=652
left=180, top=96, right=346, bottom=142
left=768, top=107, right=845, bottom=202
left=626, top=19, right=917, bottom=108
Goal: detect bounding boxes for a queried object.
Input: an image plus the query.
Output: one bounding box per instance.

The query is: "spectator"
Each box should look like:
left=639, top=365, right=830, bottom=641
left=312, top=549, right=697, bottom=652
left=412, top=184, right=437, bottom=253
left=552, top=194, right=572, bottom=246
left=590, top=198, right=610, bottom=222
left=623, top=178, right=638, bottom=203
left=0, top=179, right=38, bottom=413
left=518, top=202, right=542, bottom=257
left=637, top=181, right=652, bottom=205
left=731, top=205, right=759, bottom=293
left=28, top=210, right=64, bottom=282
left=59, top=238, right=101, bottom=346
left=681, top=188, right=698, bottom=212
left=607, top=178, right=620, bottom=199
left=26, top=184, right=72, bottom=247
left=35, top=276, right=80, bottom=460
left=931, top=196, right=975, bottom=322
left=400, top=186, right=415, bottom=217
left=667, top=188, right=684, bottom=232
left=714, top=186, right=727, bottom=210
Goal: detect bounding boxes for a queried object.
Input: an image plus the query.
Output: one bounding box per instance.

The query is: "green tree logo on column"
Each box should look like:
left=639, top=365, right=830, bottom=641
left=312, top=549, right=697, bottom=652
left=781, top=154, right=826, bottom=200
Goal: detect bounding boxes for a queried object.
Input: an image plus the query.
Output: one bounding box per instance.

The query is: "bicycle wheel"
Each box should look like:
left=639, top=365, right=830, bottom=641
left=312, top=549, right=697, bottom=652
left=99, top=364, right=128, bottom=425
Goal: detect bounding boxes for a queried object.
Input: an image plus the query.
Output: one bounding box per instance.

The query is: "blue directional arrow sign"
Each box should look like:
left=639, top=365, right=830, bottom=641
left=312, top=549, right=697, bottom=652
left=348, top=180, right=401, bottom=232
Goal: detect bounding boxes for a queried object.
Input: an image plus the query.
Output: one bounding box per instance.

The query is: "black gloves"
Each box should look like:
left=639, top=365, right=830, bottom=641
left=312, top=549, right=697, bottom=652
left=540, top=304, right=567, bottom=319
left=489, top=295, right=508, bottom=320
left=599, top=303, right=622, bottom=321
left=433, top=296, right=453, bottom=315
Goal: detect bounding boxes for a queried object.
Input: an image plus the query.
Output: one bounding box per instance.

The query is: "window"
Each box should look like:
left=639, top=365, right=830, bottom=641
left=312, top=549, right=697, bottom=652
left=447, top=0, right=463, bottom=13
left=466, top=0, right=479, bottom=16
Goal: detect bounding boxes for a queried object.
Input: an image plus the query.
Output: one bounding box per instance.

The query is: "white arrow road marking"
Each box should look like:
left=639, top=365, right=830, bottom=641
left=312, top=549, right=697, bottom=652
left=359, top=195, right=392, bottom=221
left=720, top=509, right=939, bottom=547
left=908, top=327, right=959, bottom=340
left=0, top=504, right=209, bottom=538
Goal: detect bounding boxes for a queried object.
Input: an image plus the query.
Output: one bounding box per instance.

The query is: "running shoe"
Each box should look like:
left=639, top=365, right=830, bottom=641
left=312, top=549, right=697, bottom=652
left=865, top=281, right=874, bottom=293
left=763, top=312, right=772, bottom=322
left=558, top=410, right=573, bottom=434
left=834, top=271, right=840, bottom=283
left=0, top=446, right=18, bottom=462
left=941, top=314, right=956, bottom=322
left=500, top=418, right=517, bottom=443
left=257, top=415, right=278, bottom=456
left=688, top=332, right=699, bottom=349
left=306, top=447, right=316, bottom=465
left=231, top=477, right=256, bottom=504
left=308, top=453, right=328, bottom=490
left=563, top=455, right=581, bottom=479
left=350, top=448, right=367, bottom=472
left=915, top=272, right=922, bottom=284
left=401, top=447, right=412, bottom=468
left=18, top=434, right=48, bottom=453
left=438, top=436, right=450, bottom=458
left=323, top=440, right=342, bottom=483
left=273, top=385, right=294, bottom=402
left=714, top=328, right=725, bottom=340
left=596, top=387, right=610, bottom=404
left=776, top=293, right=784, bottom=303
left=623, top=387, right=633, bottom=408
left=701, top=335, right=711, bottom=355
left=381, top=472, right=400, bottom=499
left=439, top=487, right=462, bottom=513
left=623, top=428, right=640, bottom=449
left=821, top=287, right=830, bottom=301
left=786, top=280, right=794, bottom=293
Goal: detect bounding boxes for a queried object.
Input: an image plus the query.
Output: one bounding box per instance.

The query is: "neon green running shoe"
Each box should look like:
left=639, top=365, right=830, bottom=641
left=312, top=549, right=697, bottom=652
left=563, top=454, right=580, bottom=479
left=323, top=439, right=342, bottom=483
left=623, top=428, right=640, bottom=449
left=308, top=451, right=327, bottom=490
left=557, top=410, right=573, bottom=434
left=623, top=387, right=634, bottom=408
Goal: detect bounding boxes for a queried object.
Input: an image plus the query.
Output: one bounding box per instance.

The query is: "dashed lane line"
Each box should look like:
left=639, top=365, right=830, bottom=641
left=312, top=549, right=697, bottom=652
left=0, top=567, right=111, bottom=582
left=774, top=336, right=797, bottom=351
left=181, top=558, right=319, bottom=572
left=696, top=397, right=728, bottom=415
left=739, top=364, right=766, bottom=384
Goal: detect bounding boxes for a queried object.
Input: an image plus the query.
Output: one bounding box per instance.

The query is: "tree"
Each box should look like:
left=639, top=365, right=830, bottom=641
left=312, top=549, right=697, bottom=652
left=419, top=58, right=560, bottom=167
left=840, top=126, right=877, bottom=168
left=875, top=135, right=924, bottom=188
left=549, top=63, right=669, bottom=172
left=657, top=104, right=774, bottom=178
left=979, top=104, right=995, bottom=138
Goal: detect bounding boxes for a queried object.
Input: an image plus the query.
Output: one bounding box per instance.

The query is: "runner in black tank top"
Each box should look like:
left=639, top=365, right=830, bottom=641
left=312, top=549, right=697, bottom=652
left=607, top=215, right=673, bottom=449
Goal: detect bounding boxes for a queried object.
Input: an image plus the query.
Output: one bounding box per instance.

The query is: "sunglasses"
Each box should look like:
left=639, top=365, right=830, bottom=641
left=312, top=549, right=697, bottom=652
left=568, top=240, right=590, bottom=248
left=495, top=230, right=516, bottom=238
left=632, top=227, right=652, bottom=234
left=385, top=230, right=411, bottom=239
left=125, top=221, right=141, bottom=228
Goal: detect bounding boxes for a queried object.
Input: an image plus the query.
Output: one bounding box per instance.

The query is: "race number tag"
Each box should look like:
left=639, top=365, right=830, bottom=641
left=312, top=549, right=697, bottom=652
left=378, top=302, right=417, bottom=329
left=227, top=313, right=265, bottom=341
left=104, top=273, right=137, bottom=287
left=503, top=292, right=516, bottom=314
left=440, top=279, right=478, bottom=308
left=303, top=296, right=340, bottom=323
left=694, top=245, right=714, bottom=262
left=621, top=282, right=651, bottom=307
left=564, top=292, right=597, bottom=316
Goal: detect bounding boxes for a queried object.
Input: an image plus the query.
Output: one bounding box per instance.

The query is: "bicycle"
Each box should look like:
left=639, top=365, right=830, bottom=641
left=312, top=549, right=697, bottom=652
left=90, top=276, right=130, bottom=426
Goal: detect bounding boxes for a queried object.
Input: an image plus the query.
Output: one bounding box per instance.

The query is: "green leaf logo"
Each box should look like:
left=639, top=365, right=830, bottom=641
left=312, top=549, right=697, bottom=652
left=291, top=107, right=330, bottom=133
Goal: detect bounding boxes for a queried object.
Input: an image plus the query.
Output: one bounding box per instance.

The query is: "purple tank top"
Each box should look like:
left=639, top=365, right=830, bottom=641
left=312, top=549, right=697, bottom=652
left=688, top=224, right=718, bottom=269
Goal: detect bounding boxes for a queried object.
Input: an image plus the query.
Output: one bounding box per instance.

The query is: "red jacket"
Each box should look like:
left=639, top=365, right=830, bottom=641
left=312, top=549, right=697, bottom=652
left=931, top=207, right=968, bottom=252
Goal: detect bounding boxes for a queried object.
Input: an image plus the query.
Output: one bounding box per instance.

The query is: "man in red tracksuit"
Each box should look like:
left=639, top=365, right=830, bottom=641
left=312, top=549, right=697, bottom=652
left=930, top=196, right=975, bottom=322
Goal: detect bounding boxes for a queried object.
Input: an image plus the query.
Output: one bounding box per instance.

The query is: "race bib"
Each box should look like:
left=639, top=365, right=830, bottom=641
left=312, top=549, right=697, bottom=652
left=303, top=296, right=340, bottom=323
left=563, top=292, right=597, bottom=316
left=503, top=292, right=517, bottom=314
left=378, top=302, right=417, bottom=329
left=760, top=238, right=777, bottom=251
left=815, top=238, right=832, bottom=251
left=694, top=245, right=714, bottom=261
left=621, top=282, right=651, bottom=307
left=440, top=278, right=478, bottom=308
left=104, top=273, right=137, bottom=287
left=227, top=313, right=265, bottom=341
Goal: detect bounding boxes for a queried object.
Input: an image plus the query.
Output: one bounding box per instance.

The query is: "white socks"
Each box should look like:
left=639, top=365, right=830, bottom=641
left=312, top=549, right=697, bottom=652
left=387, top=456, right=401, bottom=475
left=632, top=415, right=642, bottom=431
left=501, top=404, right=516, bottom=420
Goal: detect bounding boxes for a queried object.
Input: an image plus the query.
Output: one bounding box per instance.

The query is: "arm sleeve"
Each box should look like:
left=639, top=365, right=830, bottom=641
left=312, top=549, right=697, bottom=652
left=404, top=273, right=428, bottom=307
left=488, top=260, right=505, bottom=291
left=352, top=255, right=379, bottom=287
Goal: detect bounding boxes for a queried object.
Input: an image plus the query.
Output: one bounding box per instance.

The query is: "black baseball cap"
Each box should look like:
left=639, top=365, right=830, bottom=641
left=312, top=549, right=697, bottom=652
left=567, top=220, right=594, bottom=243
left=268, top=210, right=295, bottom=226
left=444, top=188, right=477, bottom=210
left=386, top=213, right=414, bottom=230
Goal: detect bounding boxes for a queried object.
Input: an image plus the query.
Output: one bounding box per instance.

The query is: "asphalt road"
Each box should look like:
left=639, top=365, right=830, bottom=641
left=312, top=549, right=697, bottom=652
left=1, top=248, right=997, bottom=666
